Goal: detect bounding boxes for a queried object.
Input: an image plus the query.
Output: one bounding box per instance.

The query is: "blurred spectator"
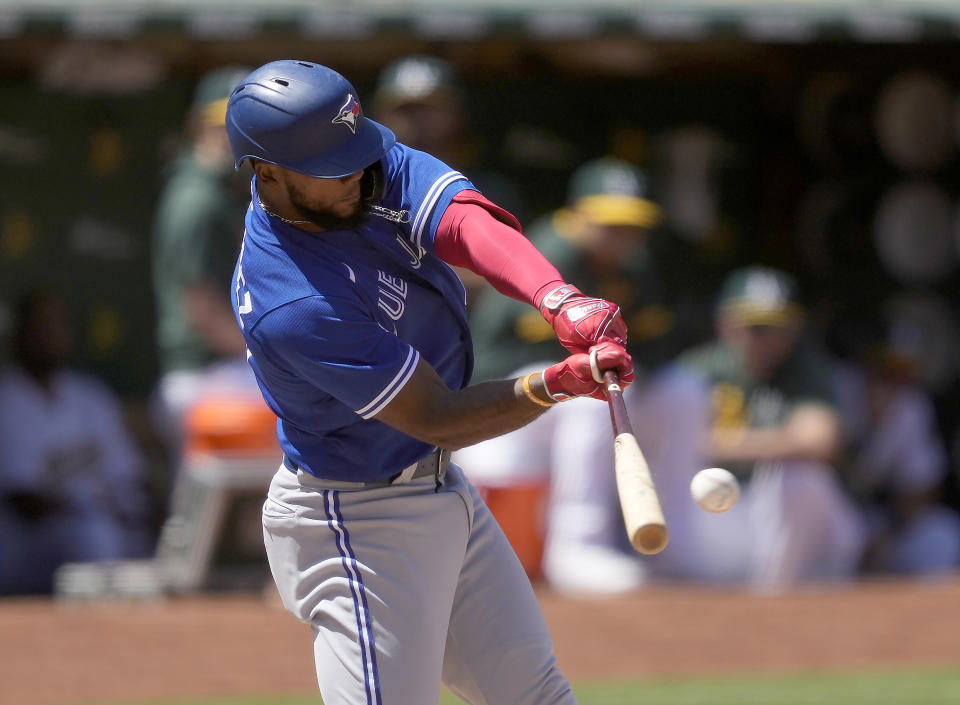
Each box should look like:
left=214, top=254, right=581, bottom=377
left=456, top=157, right=706, bottom=595
left=151, top=66, right=259, bottom=470
left=0, top=291, right=152, bottom=595
left=469, top=157, right=679, bottom=382
left=372, top=55, right=527, bottom=308
left=675, top=266, right=865, bottom=590
left=833, top=313, right=960, bottom=576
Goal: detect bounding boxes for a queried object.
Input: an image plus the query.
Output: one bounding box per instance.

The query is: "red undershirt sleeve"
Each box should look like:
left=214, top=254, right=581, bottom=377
left=434, top=190, right=567, bottom=309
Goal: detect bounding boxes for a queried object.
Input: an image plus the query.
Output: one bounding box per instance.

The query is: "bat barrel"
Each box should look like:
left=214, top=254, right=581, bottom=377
left=605, top=370, right=670, bottom=556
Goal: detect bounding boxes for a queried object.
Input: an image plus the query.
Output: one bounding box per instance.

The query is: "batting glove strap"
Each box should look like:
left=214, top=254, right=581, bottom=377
left=539, top=284, right=582, bottom=317
left=589, top=347, right=604, bottom=383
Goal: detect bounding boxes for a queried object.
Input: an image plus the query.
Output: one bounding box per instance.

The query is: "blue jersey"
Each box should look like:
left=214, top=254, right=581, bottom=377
left=233, top=143, right=476, bottom=481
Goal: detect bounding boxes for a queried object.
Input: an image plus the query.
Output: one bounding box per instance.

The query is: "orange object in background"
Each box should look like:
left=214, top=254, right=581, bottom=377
left=475, top=481, right=549, bottom=581
left=183, top=397, right=278, bottom=456
left=184, top=398, right=547, bottom=579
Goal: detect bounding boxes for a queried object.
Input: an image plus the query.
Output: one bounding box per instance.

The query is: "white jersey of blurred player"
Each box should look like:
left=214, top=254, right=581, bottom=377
left=456, top=364, right=869, bottom=593
left=833, top=362, right=960, bottom=575
left=0, top=367, right=150, bottom=594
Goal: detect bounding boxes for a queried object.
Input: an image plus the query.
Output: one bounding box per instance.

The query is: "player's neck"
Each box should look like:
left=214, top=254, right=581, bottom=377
left=255, top=184, right=322, bottom=232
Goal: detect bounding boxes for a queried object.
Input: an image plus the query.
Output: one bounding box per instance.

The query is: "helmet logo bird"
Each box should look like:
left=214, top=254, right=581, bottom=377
left=332, top=94, right=361, bottom=133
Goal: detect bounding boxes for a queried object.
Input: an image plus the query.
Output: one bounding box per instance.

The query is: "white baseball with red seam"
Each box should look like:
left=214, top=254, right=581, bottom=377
left=690, top=467, right=739, bottom=513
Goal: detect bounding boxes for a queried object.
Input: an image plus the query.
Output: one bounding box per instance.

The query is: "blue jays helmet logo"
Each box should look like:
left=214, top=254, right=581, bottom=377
left=332, top=94, right=361, bottom=134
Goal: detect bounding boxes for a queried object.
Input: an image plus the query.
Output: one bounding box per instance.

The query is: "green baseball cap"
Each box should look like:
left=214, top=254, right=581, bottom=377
left=567, top=158, right=661, bottom=228
left=373, top=55, right=462, bottom=111
left=192, top=65, right=252, bottom=126
left=718, top=267, right=804, bottom=326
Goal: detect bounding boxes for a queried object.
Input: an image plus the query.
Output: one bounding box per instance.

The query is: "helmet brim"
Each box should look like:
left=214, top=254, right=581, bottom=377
left=289, top=117, right=396, bottom=179
left=233, top=116, right=395, bottom=179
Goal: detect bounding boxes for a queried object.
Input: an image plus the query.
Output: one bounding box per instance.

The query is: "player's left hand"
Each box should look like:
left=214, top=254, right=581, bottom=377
left=540, top=285, right=628, bottom=354
left=543, top=341, right=635, bottom=401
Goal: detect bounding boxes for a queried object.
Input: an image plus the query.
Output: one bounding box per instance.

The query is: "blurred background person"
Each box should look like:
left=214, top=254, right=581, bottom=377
left=150, top=65, right=260, bottom=480
left=456, top=157, right=707, bottom=595
left=675, top=266, right=865, bottom=590
left=0, top=290, right=152, bottom=595
left=833, top=312, right=960, bottom=576
left=468, top=157, right=680, bottom=382
left=371, top=54, right=527, bottom=310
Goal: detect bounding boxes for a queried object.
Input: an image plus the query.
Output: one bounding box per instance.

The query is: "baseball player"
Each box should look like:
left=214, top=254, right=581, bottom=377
left=676, top=267, right=866, bottom=588
left=0, top=291, right=151, bottom=594
left=832, top=313, right=960, bottom=575
left=225, top=60, right=634, bottom=705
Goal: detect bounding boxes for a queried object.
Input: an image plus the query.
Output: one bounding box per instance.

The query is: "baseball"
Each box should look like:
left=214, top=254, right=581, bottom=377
left=690, top=467, right=740, bottom=513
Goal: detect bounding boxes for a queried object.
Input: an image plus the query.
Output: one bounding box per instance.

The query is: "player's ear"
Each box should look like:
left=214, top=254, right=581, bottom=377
left=254, top=161, right=278, bottom=184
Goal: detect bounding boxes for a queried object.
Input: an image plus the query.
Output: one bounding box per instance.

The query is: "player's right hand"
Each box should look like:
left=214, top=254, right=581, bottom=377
left=542, top=341, right=634, bottom=401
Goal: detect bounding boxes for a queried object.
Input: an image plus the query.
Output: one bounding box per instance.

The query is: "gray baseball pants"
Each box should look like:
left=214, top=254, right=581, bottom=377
left=263, top=461, right=577, bottom=705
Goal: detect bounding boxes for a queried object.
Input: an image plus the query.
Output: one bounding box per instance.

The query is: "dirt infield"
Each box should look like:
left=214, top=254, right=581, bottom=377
left=3, top=578, right=960, bottom=705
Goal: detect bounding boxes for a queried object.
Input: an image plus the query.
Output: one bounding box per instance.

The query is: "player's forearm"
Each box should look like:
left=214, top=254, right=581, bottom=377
left=427, top=377, right=551, bottom=450
left=709, top=427, right=807, bottom=463
left=709, top=414, right=840, bottom=464
left=373, top=360, right=552, bottom=451
left=375, top=345, right=631, bottom=450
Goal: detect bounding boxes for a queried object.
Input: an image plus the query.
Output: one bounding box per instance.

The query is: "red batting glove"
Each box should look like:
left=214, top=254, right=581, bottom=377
left=539, top=284, right=628, bottom=354
left=542, top=341, right=635, bottom=401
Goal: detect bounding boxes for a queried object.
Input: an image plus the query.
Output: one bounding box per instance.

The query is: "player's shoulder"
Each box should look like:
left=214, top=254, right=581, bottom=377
left=381, top=143, right=466, bottom=193
left=381, top=141, right=446, bottom=172
left=676, top=339, right=729, bottom=370
left=783, top=336, right=835, bottom=382
left=59, top=369, right=117, bottom=399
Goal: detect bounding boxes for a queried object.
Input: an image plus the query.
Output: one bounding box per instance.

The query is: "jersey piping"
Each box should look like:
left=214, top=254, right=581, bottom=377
left=412, top=170, right=465, bottom=252
left=356, top=346, right=420, bottom=419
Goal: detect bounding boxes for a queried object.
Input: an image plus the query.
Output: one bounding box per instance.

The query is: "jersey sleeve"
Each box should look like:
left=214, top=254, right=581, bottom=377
left=250, top=295, right=420, bottom=419
left=381, top=144, right=475, bottom=257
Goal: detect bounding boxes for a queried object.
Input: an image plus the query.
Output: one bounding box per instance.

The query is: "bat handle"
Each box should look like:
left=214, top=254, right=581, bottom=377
left=603, top=370, right=629, bottom=436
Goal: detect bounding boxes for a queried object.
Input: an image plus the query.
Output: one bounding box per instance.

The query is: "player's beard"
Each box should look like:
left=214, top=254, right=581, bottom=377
left=286, top=183, right=368, bottom=232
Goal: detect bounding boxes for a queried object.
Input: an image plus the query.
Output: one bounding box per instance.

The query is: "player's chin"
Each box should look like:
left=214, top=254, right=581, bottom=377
left=335, top=197, right=362, bottom=217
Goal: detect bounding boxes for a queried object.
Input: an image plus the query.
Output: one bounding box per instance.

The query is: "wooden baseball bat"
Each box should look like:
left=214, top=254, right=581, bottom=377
left=603, top=370, right=669, bottom=555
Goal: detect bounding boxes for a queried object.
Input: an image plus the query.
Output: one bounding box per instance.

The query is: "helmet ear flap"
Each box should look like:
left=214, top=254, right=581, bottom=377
left=361, top=162, right=384, bottom=203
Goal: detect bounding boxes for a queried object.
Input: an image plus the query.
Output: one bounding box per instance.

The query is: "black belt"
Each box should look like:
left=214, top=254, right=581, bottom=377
left=284, top=448, right=449, bottom=491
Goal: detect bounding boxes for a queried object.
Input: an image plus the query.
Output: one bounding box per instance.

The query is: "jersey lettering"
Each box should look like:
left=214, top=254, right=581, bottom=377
left=235, top=233, right=251, bottom=327
left=395, top=233, right=424, bottom=269
left=377, top=271, right=408, bottom=321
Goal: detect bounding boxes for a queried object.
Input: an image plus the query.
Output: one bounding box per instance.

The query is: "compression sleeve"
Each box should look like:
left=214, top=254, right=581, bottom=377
left=434, top=190, right=566, bottom=308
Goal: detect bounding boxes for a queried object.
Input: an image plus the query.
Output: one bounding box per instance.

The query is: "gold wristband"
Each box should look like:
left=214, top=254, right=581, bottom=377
left=522, top=371, right=556, bottom=408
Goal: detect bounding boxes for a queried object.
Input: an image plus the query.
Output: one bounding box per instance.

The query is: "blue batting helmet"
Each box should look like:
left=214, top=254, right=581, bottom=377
left=225, top=60, right=396, bottom=178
